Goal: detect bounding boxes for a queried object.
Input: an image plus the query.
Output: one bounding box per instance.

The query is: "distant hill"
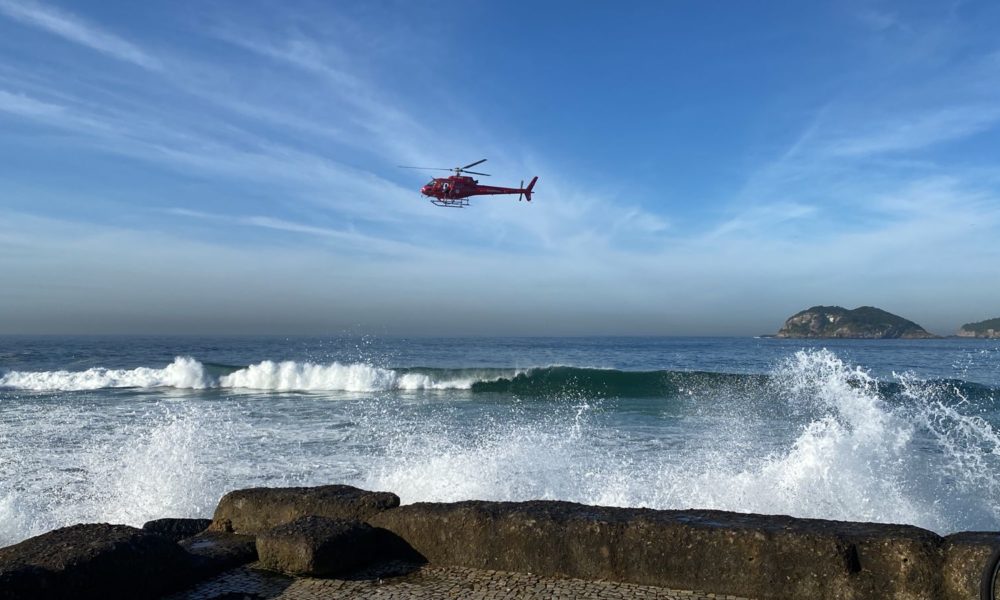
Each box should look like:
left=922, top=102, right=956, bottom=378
left=957, top=317, right=1000, bottom=338
left=775, top=306, right=937, bottom=339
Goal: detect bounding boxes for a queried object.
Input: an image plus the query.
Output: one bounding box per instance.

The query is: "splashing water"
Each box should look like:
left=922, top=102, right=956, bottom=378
left=1, top=345, right=997, bottom=547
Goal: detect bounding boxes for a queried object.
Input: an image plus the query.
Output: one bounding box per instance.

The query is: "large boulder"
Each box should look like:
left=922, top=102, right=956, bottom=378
left=369, top=501, right=945, bottom=600
left=141, top=518, right=212, bottom=543
left=178, top=530, right=258, bottom=579
left=210, top=484, right=399, bottom=534
left=941, top=532, right=1000, bottom=600
left=0, top=523, right=192, bottom=600
left=256, top=516, right=379, bottom=577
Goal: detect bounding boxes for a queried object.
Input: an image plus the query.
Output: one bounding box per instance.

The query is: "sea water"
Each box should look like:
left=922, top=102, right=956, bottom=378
left=1, top=335, right=997, bottom=547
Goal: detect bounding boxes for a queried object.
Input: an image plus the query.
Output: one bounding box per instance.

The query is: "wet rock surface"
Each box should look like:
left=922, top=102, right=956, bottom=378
left=369, top=500, right=946, bottom=600
left=180, top=530, right=258, bottom=579
left=941, top=531, right=1000, bottom=600
left=143, top=518, right=213, bottom=543
left=211, top=485, right=399, bottom=535
left=0, top=523, right=192, bottom=600
left=257, top=516, right=379, bottom=577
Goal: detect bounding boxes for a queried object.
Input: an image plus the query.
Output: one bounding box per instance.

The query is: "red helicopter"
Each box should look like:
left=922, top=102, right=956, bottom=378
left=399, top=159, right=537, bottom=208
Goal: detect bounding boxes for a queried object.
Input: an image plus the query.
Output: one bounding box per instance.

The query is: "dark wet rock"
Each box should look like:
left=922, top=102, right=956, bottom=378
left=210, top=484, right=399, bottom=534
left=178, top=530, right=257, bottom=578
left=256, top=515, right=379, bottom=577
left=141, top=517, right=212, bottom=543
left=941, top=531, right=1000, bottom=600
left=369, top=500, right=946, bottom=600
left=0, top=523, right=191, bottom=600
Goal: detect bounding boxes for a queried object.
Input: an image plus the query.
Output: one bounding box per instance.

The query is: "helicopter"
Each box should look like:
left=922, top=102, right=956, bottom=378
left=398, top=159, right=537, bottom=208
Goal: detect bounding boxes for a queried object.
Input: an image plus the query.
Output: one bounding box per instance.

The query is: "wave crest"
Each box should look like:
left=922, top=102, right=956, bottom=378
left=0, top=357, right=482, bottom=392
left=0, top=357, right=209, bottom=391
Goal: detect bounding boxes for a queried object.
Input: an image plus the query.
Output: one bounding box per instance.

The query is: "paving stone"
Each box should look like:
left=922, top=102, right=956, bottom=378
left=164, top=562, right=759, bottom=600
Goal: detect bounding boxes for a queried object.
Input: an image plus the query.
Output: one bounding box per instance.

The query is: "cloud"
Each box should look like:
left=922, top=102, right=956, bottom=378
left=0, top=88, right=116, bottom=133
left=0, top=0, right=160, bottom=70
left=827, top=105, right=1000, bottom=157
left=163, top=208, right=430, bottom=258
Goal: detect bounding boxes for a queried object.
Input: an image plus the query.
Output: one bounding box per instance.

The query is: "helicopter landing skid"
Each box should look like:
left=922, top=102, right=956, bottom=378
left=431, top=198, right=470, bottom=208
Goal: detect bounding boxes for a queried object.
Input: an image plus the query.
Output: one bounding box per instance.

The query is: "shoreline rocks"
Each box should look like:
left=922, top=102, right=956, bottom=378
left=369, top=500, right=948, bottom=600
left=210, top=484, right=399, bottom=535
left=0, top=523, right=193, bottom=600
left=256, top=516, right=379, bottom=577
left=3, top=485, right=999, bottom=600
left=141, top=518, right=212, bottom=543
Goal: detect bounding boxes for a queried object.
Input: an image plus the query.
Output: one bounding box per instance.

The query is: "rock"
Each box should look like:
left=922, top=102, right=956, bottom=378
left=0, top=523, right=192, bottom=600
left=178, top=530, right=258, bottom=578
left=141, top=518, right=212, bottom=543
left=256, top=516, right=379, bottom=577
left=369, top=501, right=945, bottom=600
left=941, top=531, right=1000, bottom=600
left=210, top=484, right=399, bottom=534
left=775, top=305, right=937, bottom=339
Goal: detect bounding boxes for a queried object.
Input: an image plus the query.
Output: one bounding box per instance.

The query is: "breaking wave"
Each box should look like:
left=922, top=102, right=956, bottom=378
left=2, top=357, right=995, bottom=403
left=0, top=357, right=490, bottom=392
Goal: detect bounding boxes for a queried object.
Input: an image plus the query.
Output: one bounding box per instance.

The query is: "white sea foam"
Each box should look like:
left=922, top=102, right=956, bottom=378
left=0, top=358, right=483, bottom=392
left=218, top=360, right=478, bottom=391
left=0, top=357, right=209, bottom=390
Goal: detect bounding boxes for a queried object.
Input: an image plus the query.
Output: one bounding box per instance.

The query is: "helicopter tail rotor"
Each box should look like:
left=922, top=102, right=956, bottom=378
left=523, top=176, right=538, bottom=202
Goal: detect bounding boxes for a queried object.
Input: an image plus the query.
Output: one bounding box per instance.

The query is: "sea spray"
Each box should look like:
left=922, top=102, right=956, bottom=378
left=0, top=399, right=240, bottom=544
left=2, top=343, right=998, bottom=548
left=648, top=350, right=998, bottom=532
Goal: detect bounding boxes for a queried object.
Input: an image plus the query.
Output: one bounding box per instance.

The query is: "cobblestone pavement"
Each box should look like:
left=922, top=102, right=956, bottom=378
left=165, top=561, right=756, bottom=600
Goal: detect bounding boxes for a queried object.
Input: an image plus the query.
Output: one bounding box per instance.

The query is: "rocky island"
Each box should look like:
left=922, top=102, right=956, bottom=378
left=775, top=305, right=937, bottom=339
left=957, top=317, right=1000, bottom=338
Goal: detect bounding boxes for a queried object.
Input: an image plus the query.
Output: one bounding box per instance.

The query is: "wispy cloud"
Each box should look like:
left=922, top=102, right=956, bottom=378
left=827, top=105, right=1000, bottom=157
left=0, top=0, right=160, bottom=70
left=164, top=208, right=430, bottom=258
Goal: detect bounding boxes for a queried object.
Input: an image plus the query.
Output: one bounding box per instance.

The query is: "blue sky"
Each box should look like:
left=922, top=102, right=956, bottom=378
left=1, top=0, right=998, bottom=335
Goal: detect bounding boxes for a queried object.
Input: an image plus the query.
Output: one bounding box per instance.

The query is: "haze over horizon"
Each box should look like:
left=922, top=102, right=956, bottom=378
left=2, top=1, right=999, bottom=336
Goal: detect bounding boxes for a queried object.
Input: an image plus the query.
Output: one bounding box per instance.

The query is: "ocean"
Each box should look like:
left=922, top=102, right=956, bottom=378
left=1, top=335, right=997, bottom=547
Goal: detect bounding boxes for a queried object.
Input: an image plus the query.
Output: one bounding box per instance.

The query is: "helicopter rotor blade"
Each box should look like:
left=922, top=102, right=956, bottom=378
left=461, top=170, right=491, bottom=176
left=397, top=165, right=453, bottom=171
left=461, top=159, right=487, bottom=170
